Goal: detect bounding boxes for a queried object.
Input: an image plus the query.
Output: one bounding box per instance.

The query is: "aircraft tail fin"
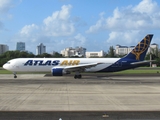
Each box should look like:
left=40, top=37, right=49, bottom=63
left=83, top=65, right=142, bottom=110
left=123, top=34, right=153, bottom=61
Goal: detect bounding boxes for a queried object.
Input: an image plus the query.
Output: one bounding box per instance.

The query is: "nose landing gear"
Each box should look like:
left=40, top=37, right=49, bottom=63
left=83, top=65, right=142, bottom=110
left=13, top=72, right=17, bottom=78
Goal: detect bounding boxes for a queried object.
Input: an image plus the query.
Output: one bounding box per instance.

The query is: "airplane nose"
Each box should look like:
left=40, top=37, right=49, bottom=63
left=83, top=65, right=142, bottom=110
left=3, top=64, right=7, bottom=69
left=3, top=64, right=9, bottom=70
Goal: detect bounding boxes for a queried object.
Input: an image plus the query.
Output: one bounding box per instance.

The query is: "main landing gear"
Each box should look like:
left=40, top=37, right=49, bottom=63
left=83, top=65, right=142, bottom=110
left=13, top=72, right=17, bottom=78
left=74, top=74, right=82, bottom=79
left=74, top=72, right=82, bottom=79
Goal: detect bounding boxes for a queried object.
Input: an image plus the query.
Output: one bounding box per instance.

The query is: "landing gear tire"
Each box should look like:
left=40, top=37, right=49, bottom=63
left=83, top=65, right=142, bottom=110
left=13, top=72, right=17, bottom=78
left=74, top=75, right=82, bottom=79
left=79, top=75, right=82, bottom=79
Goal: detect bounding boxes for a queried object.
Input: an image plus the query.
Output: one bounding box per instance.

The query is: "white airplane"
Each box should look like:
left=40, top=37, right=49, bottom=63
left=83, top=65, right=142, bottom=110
left=3, top=34, right=153, bottom=79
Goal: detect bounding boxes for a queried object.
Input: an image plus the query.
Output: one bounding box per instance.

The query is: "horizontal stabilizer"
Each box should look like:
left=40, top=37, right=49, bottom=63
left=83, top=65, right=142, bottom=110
left=131, top=60, right=156, bottom=65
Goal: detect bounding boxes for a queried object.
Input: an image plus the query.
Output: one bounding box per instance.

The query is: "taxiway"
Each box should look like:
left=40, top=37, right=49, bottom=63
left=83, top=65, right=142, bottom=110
left=0, top=74, right=160, bottom=111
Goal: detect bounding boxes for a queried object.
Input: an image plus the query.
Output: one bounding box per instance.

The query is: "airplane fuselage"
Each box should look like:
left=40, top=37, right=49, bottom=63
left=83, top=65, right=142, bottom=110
left=3, top=57, right=139, bottom=73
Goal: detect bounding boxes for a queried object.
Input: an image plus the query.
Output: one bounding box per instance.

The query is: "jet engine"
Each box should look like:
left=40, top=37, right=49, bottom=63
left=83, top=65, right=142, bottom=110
left=51, top=67, right=70, bottom=76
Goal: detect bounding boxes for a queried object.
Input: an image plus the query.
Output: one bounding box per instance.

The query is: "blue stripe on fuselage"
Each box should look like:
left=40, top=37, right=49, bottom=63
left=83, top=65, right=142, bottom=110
left=98, top=58, right=144, bottom=72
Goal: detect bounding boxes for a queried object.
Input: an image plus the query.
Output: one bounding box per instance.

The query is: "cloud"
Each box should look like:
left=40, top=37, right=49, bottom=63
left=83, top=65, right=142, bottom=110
left=74, top=33, right=86, bottom=45
left=43, top=4, right=75, bottom=36
left=0, top=0, right=20, bottom=31
left=133, top=0, right=159, bottom=14
left=0, top=0, right=13, bottom=14
left=0, top=0, right=15, bottom=30
left=87, top=0, right=160, bottom=33
left=107, top=31, right=141, bottom=45
left=14, top=0, right=160, bottom=54
left=18, top=24, right=40, bottom=43
left=14, top=4, right=80, bottom=53
left=86, top=12, right=106, bottom=33
left=19, top=4, right=75, bottom=38
left=58, top=33, right=86, bottom=48
left=86, top=0, right=160, bottom=45
left=20, top=24, right=39, bottom=36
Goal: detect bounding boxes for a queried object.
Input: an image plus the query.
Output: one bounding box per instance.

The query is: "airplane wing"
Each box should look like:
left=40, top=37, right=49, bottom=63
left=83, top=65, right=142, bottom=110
left=64, top=63, right=103, bottom=72
left=131, top=60, right=156, bottom=65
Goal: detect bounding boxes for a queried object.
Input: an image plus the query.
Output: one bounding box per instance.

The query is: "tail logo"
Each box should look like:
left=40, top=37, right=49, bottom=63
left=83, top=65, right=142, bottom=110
left=131, top=35, right=151, bottom=60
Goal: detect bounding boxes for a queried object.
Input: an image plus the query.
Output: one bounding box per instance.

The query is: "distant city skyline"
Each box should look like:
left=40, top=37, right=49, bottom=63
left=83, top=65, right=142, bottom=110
left=1, top=41, right=159, bottom=57
left=6, top=39, right=159, bottom=56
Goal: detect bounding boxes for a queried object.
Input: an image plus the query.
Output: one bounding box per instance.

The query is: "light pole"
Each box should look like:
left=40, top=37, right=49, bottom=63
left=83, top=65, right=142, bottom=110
left=150, top=46, right=152, bottom=67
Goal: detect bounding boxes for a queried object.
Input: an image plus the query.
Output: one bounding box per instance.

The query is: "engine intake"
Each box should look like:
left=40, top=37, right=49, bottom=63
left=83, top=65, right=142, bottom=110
left=51, top=67, right=70, bottom=76
left=52, top=68, right=63, bottom=76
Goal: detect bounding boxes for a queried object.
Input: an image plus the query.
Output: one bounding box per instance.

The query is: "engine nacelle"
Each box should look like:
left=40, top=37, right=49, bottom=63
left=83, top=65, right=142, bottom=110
left=51, top=67, right=70, bottom=76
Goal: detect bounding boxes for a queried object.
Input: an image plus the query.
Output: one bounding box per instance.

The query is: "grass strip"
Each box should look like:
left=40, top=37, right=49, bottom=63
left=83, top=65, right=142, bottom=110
left=1, top=69, right=160, bottom=74
left=114, top=69, right=160, bottom=74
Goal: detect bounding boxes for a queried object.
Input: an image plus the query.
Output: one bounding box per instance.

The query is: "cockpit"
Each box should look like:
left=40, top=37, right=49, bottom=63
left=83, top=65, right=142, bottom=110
left=3, top=61, right=12, bottom=71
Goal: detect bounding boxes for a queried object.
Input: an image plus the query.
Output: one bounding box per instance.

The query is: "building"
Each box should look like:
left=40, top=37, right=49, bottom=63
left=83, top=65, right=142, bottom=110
left=0, top=44, right=9, bottom=55
left=115, top=43, right=159, bottom=56
left=147, top=43, right=159, bottom=54
left=51, top=51, right=57, bottom=56
left=16, top=42, right=25, bottom=51
left=85, top=50, right=104, bottom=58
left=61, top=47, right=86, bottom=57
left=36, top=43, right=46, bottom=55
left=115, top=45, right=135, bottom=55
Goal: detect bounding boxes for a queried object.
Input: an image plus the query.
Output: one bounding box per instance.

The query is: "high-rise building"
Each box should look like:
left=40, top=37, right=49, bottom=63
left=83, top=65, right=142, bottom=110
left=0, top=44, right=9, bottom=55
left=36, top=43, right=46, bottom=55
left=16, top=42, right=25, bottom=51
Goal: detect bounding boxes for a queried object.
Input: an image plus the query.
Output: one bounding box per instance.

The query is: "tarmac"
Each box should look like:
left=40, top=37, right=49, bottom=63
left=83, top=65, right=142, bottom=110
left=0, top=73, right=160, bottom=119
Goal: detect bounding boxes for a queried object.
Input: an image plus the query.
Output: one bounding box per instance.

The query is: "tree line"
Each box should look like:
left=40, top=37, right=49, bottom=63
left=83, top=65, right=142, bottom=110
left=0, top=51, right=63, bottom=67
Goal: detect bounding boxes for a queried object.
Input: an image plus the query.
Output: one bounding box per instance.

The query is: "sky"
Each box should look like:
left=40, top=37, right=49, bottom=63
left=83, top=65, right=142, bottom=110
left=0, top=0, right=160, bottom=54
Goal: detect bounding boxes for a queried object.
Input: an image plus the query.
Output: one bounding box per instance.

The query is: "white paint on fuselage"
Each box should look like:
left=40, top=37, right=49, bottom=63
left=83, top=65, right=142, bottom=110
left=3, top=58, right=120, bottom=72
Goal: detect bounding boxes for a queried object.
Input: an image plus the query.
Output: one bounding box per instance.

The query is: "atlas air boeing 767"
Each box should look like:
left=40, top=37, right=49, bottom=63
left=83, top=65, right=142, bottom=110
left=3, top=34, right=153, bottom=78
